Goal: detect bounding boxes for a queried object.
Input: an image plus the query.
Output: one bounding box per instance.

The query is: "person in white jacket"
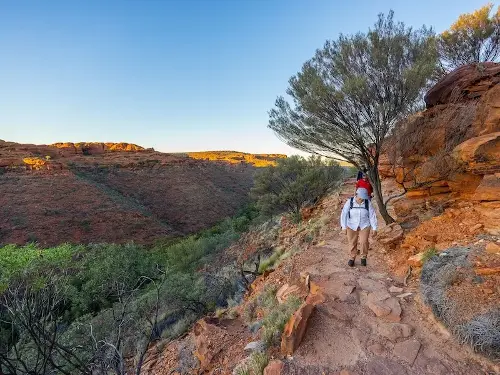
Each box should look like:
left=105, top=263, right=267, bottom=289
left=340, top=187, right=378, bottom=267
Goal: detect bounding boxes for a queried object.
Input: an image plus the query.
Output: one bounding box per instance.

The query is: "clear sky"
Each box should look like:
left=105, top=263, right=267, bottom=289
left=0, top=0, right=492, bottom=154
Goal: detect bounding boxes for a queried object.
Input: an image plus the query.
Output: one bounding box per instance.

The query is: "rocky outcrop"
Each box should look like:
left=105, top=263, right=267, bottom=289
left=51, top=142, right=146, bottom=155
left=381, top=63, right=500, bottom=238
left=280, top=280, right=325, bottom=355
left=424, top=62, right=500, bottom=108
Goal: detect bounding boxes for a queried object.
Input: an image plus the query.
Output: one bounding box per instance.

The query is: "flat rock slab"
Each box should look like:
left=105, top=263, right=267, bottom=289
left=367, top=290, right=391, bottom=302
left=351, top=328, right=369, bottom=349
left=358, top=277, right=386, bottom=292
left=368, top=343, right=385, bottom=356
left=377, top=323, right=413, bottom=342
left=393, top=339, right=421, bottom=365
left=366, top=272, right=388, bottom=280
left=320, top=280, right=356, bottom=302
left=389, top=286, right=403, bottom=293
left=321, top=301, right=355, bottom=321
left=366, top=356, right=408, bottom=375
left=383, top=297, right=402, bottom=322
left=367, top=300, right=391, bottom=317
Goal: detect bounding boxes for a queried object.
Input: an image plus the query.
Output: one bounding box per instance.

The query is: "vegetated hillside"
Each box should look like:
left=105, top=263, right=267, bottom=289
left=0, top=141, right=261, bottom=246
left=187, top=151, right=287, bottom=167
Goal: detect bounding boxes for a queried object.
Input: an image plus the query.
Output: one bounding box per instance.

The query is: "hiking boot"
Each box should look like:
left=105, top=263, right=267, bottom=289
left=348, top=259, right=355, bottom=267
left=361, top=258, right=367, bottom=267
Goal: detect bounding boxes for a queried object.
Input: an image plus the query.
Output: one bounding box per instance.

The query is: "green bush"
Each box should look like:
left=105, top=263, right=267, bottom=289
left=251, top=155, right=343, bottom=219
left=0, top=208, right=256, bottom=373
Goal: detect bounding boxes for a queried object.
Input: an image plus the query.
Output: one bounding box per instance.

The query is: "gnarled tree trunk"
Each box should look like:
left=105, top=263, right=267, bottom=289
left=368, top=166, right=395, bottom=225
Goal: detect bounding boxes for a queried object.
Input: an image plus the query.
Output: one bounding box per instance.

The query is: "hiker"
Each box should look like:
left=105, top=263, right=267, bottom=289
left=356, top=170, right=364, bottom=181
left=355, top=171, right=373, bottom=199
left=340, top=187, right=377, bottom=267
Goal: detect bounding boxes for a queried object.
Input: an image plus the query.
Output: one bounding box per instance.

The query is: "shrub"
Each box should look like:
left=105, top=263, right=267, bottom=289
left=261, top=295, right=302, bottom=346
left=438, top=4, right=500, bottom=71
left=251, top=155, right=343, bottom=219
left=422, top=247, right=438, bottom=264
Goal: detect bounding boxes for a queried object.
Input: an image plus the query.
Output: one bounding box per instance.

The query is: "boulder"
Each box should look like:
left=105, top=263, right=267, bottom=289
left=424, top=63, right=500, bottom=108
left=281, top=282, right=324, bottom=355
left=192, top=318, right=225, bottom=371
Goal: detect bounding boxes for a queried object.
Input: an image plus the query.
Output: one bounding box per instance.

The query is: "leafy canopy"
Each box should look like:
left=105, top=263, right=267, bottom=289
left=439, top=3, right=500, bottom=70
left=268, top=11, right=438, bottom=169
left=251, top=155, right=343, bottom=219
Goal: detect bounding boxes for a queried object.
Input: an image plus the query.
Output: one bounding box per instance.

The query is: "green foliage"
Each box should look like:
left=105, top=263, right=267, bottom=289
left=439, top=4, right=500, bottom=70
left=251, top=155, right=343, bottom=218
left=258, top=248, right=284, bottom=274
left=243, top=285, right=301, bottom=347
left=422, top=247, right=438, bottom=264
left=0, top=209, right=255, bottom=373
left=247, top=352, right=269, bottom=375
left=261, top=295, right=302, bottom=346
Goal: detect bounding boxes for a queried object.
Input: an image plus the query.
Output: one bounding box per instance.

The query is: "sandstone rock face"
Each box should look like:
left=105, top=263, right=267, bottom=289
left=192, top=318, right=221, bottom=371
left=424, top=62, right=500, bottom=108
left=453, top=132, right=500, bottom=175
left=380, top=64, right=500, bottom=249
left=472, top=173, right=500, bottom=201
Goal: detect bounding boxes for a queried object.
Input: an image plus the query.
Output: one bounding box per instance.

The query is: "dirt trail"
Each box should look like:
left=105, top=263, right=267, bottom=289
left=280, top=183, right=498, bottom=375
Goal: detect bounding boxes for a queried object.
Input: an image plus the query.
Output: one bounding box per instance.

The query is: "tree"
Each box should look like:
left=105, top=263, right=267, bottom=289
left=268, top=11, right=438, bottom=224
left=439, top=3, right=500, bottom=71
left=251, top=155, right=343, bottom=220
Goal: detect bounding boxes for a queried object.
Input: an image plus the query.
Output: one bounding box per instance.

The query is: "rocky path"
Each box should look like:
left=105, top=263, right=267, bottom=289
left=277, top=187, right=497, bottom=375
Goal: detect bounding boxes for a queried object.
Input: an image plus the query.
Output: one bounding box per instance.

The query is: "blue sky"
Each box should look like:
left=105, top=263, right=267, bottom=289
left=0, top=0, right=492, bottom=154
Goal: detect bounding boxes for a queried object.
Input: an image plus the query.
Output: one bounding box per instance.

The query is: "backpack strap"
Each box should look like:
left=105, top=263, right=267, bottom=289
left=348, top=197, right=369, bottom=219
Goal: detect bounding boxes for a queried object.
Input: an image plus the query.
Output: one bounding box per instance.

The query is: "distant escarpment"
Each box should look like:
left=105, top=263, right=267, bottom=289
left=187, top=151, right=287, bottom=167
left=0, top=141, right=278, bottom=246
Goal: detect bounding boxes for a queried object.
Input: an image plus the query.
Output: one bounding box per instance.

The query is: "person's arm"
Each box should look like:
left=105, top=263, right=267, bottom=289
left=369, top=200, right=378, bottom=232
left=340, top=200, right=349, bottom=231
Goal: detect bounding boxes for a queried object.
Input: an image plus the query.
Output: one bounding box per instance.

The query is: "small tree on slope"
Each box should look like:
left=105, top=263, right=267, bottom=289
left=268, top=11, right=438, bottom=224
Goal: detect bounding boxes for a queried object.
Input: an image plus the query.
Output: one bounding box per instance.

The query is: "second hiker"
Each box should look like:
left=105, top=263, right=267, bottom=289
left=340, top=187, right=377, bottom=267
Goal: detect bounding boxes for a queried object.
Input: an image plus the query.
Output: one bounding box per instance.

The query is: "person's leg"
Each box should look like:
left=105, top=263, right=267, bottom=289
left=347, top=228, right=359, bottom=260
left=359, top=227, right=371, bottom=259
